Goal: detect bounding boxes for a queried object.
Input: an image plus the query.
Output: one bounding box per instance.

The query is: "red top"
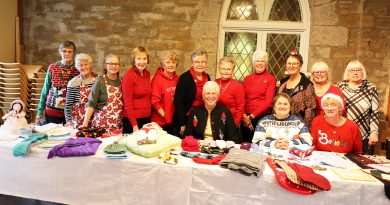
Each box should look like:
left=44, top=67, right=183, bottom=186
left=215, top=78, right=245, bottom=127
left=151, top=67, right=179, bottom=127
left=122, top=66, right=152, bottom=126
left=311, top=115, right=362, bottom=154
left=315, top=85, right=346, bottom=116
left=188, top=67, right=207, bottom=115
left=243, top=71, right=276, bottom=118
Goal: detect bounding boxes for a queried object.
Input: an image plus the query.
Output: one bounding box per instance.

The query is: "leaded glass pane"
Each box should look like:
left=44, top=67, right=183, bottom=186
left=266, top=33, right=300, bottom=80
left=227, top=0, right=258, bottom=20
left=269, top=0, right=301, bottom=22
left=224, top=32, right=257, bottom=81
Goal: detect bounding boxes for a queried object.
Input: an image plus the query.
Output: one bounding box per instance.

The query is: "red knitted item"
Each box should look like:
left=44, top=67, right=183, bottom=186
left=181, top=136, right=199, bottom=152
left=192, top=154, right=227, bottom=165
left=288, top=162, right=331, bottom=191
left=266, top=158, right=316, bottom=195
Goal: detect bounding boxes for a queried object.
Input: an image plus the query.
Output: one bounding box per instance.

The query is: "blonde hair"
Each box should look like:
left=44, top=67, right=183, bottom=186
left=131, top=46, right=149, bottom=65
left=160, top=51, right=179, bottom=67
left=343, top=60, right=367, bottom=80
left=218, top=56, right=235, bottom=66
left=311, top=61, right=331, bottom=83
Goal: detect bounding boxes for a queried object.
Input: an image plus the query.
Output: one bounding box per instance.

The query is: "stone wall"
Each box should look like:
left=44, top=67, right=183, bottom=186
left=309, top=0, right=390, bottom=116
left=22, top=0, right=390, bottom=115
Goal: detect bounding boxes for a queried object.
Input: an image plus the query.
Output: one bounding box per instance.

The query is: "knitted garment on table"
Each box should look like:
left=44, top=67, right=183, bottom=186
left=220, top=148, right=266, bottom=177
left=47, top=138, right=102, bottom=159
left=104, top=152, right=128, bottom=159
left=104, top=143, right=128, bottom=154
left=180, top=151, right=221, bottom=159
left=13, top=134, right=48, bottom=157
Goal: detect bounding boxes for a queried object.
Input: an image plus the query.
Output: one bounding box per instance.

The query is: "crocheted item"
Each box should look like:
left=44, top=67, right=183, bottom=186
left=288, top=162, right=331, bottom=191
left=266, top=158, right=316, bottom=195
left=220, top=148, right=266, bottom=177
left=47, top=138, right=102, bottom=159
left=192, top=154, right=227, bottom=165
left=13, top=134, right=48, bottom=157
left=104, top=142, right=128, bottom=154
left=181, top=136, right=199, bottom=152
left=76, top=127, right=106, bottom=138
left=180, top=151, right=220, bottom=159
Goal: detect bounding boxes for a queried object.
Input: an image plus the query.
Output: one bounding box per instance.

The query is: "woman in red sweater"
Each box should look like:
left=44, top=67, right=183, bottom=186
left=122, top=47, right=152, bottom=133
left=242, top=50, right=276, bottom=142
left=151, top=51, right=179, bottom=134
left=215, top=56, right=244, bottom=127
left=311, top=93, right=362, bottom=154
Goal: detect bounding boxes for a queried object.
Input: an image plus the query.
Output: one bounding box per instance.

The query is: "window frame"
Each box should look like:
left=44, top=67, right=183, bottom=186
left=217, top=0, right=311, bottom=79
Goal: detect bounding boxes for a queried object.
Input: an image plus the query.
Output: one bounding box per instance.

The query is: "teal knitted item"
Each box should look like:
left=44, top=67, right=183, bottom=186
left=13, top=133, right=47, bottom=157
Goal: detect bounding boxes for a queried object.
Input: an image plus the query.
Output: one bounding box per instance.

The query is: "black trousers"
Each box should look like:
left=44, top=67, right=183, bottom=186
left=122, top=116, right=151, bottom=134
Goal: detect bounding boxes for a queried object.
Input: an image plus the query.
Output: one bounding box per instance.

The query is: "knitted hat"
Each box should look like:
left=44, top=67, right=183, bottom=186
left=321, top=93, right=344, bottom=110
left=181, top=136, right=199, bottom=152
left=104, top=142, right=128, bottom=154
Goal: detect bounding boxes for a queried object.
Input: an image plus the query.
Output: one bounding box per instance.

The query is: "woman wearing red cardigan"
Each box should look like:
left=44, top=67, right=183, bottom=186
left=122, top=47, right=152, bottom=133
left=215, top=56, right=245, bottom=127
left=151, top=51, right=179, bottom=134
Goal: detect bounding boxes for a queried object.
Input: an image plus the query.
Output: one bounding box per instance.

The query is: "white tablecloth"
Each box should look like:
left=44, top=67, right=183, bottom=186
left=0, top=137, right=388, bottom=205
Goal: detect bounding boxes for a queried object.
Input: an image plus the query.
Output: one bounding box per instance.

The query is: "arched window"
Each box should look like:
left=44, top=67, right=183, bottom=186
left=218, top=0, right=310, bottom=81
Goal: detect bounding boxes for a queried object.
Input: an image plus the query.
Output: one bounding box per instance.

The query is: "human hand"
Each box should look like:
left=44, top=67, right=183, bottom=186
left=35, top=115, right=45, bottom=125
left=65, top=122, right=74, bottom=127
left=275, top=138, right=289, bottom=150
left=133, top=125, right=139, bottom=132
left=180, top=125, right=186, bottom=135
left=368, top=133, right=379, bottom=145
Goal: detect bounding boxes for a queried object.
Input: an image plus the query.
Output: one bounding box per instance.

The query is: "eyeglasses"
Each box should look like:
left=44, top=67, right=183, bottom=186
left=61, top=49, right=74, bottom=54
left=348, top=69, right=363, bottom=73
left=193, top=61, right=207, bottom=65
left=313, top=71, right=327, bottom=75
left=221, top=68, right=233, bottom=72
left=286, top=62, right=299, bottom=67
left=106, top=63, right=120, bottom=66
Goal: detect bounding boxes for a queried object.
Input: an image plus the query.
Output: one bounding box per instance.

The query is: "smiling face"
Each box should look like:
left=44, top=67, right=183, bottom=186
left=59, top=47, right=75, bottom=64
left=203, top=90, right=219, bottom=109
left=347, top=67, right=364, bottom=84
left=322, top=98, right=342, bottom=118
left=218, top=62, right=234, bottom=80
left=135, top=52, right=148, bottom=71
left=286, top=56, right=301, bottom=75
left=192, top=55, right=207, bottom=75
left=76, top=60, right=91, bottom=77
left=104, top=56, right=120, bottom=75
left=274, top=96, right=291, bottom=119
left=253, top=58, right=267, bottom=74
left=162, top=58, right=177, bottom=76
left=312, top=70, right=328, bottom=84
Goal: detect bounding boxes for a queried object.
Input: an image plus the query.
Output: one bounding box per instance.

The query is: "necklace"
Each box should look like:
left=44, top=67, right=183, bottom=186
left=219, top=79, right=232, bottom=94
left=251, top=73, right=264, bottom=83
left=314, top=84, right=330, bottom=96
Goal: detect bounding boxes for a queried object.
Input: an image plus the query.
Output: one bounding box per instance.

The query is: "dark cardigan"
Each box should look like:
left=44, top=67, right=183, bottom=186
left=173, top=70, right=210, bottom=127
left=184, top=103, right=240, bottom=143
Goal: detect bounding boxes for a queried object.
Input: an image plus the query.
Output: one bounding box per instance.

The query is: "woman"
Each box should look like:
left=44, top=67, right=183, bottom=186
left=253, top=93, right=312, bottom=150
left=151, top=51, right=179, bottom=134
left=36, top=40, right=79, bottom=124
left=122, top=47, right=152, bottom=133
left=311, top=93, right=362, bottom=154
left=174, top=48, right=211, bottom=137
left=184, top=81, right=240, bottom=143
left=81, top=54, right=123, bottom=132
left=242, top=50, right=276, bottom=142
left=64, top=53, right=97, bottom=128
left=337, top=60, right=379, bottom=154
left=215, top=56, right=245, bottom=127
left=278, top=50, right=316, bottom=127
left=311, top=61, right=346, bottom=116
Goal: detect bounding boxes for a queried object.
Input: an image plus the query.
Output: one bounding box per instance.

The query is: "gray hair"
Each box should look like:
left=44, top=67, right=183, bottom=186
left=75, top=53, right=93, bottom=65
left=343, top=60, right=367, bottom=80
left=311, top=61, right=331, bottom=83
left=252, top=50, right=268, bottom=63
left=202, top=81, right=220, bottom=95
left=191, top=48, right=208, bottom=60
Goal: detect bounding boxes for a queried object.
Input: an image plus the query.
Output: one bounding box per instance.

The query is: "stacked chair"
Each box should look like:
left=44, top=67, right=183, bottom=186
left=0, top=62, right=44, bottom=123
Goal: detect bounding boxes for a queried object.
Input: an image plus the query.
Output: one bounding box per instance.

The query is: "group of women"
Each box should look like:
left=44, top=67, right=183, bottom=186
left=36, top=40, right=379, bottom=155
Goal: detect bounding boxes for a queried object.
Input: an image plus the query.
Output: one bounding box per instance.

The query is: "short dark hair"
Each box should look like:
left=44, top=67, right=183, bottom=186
left=58, top=40, right=76, bottom=52
left=272, top=93, right=291, bottom=108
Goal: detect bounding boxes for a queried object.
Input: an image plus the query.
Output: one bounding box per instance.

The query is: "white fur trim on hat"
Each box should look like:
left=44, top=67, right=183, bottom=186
left=321, top=93, right=344, bottom=110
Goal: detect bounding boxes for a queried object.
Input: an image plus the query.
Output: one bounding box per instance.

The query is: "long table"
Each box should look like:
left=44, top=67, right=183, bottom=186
left=0, top=137, right=388, bottom=205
